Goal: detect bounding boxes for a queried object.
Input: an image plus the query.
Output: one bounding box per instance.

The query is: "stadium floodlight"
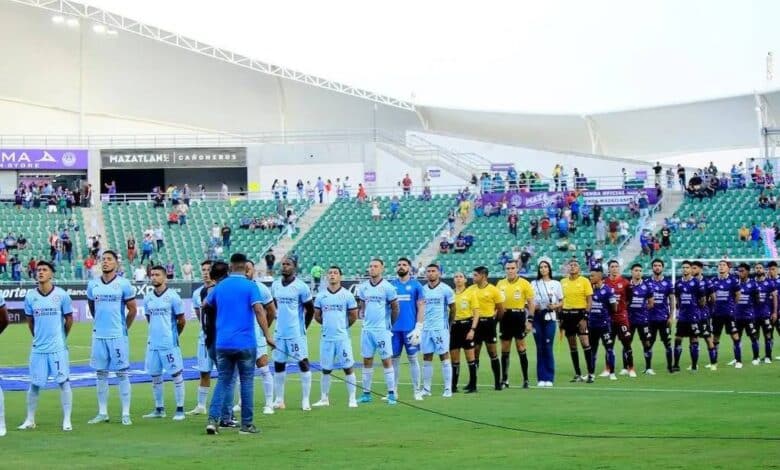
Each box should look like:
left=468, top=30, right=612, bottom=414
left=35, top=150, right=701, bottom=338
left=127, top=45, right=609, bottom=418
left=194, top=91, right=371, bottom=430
left=65, top=17, right=79, bottom=27
left=51, top=15, right=65, bottom=24
left=92, top=24, right=106, bottom=34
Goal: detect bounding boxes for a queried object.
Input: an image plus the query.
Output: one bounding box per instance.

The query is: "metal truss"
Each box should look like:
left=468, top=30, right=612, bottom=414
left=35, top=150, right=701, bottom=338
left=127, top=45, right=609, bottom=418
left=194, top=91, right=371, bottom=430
left=8, top=0, right=416, bottom=111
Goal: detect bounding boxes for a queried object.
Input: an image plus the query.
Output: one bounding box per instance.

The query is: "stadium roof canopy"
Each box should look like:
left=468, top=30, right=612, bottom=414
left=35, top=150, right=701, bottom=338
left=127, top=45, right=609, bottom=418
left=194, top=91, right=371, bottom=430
left=6, top=0, right=780, bottom=158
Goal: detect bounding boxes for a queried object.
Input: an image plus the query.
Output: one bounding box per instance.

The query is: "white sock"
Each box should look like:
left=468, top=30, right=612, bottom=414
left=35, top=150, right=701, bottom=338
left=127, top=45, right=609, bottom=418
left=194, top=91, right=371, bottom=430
left=383, top=367, right=395, bottom=395
left=301, top=370, right=312, bottom=402
left=96, top=371, right=109, bottom=415
left=442, top=359, right=453, bottom=392
left=274, top=371, right=286, bottom=403
left=423, top=361, right=433, bottom=391
left=197, top=386, right=209, bottom=408
left=391, top=357, right=401, bottom=393
left=345, top=372, right=357, bottom=402
left=60, top=382, right=72, bottom=423
left=117, top=371, right=131, bottom=416
left=320, top=373, right=331, bottom=399
left=408, top=354, right=421, bottom=391
left=259, top=366, right=274, bottom=407
left=362, top=367, right=374, bottom=394
left=26, top=385, right=40, bottom=422
left=152, top=376, right=164, bottom=408
left=173, top=374, right=185, bottom=408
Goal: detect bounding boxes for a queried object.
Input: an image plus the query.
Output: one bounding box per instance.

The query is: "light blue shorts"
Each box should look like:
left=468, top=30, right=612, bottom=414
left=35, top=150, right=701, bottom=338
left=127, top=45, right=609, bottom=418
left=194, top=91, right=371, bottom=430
left=145, top=346, right=184, bottom=376
left=272, top=336, right=309, bottom=364
left=361, top=329, right=393, bottom=360
left=421, top=330, right=450, bottom=355
left=196, top=337, right=214, bottom=373
left=30, top=349, right=70, bottom=387
left=90, top=336, right=130, bottom=371
left=320, top=339, right=354, bottom=371
left=255, top=325, right=268, bottom=360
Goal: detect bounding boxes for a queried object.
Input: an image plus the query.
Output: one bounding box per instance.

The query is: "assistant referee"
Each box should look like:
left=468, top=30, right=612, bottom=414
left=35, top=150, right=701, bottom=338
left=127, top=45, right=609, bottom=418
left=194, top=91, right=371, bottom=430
left=496, top=260, right=535, bottom=389
left=466, top=266, right=505, bottom=390
left=560, top=259, right=595, bottom=383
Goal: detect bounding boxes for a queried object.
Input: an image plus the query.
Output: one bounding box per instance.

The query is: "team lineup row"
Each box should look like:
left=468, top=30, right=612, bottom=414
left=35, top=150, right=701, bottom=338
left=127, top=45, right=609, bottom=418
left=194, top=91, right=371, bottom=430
left=0, top=252, right=777, bottom=436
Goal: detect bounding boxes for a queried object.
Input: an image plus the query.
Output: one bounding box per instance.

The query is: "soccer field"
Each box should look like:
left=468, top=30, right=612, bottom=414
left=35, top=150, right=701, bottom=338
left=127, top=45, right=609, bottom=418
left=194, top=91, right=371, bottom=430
left=0, top=321, right=778, bottom=469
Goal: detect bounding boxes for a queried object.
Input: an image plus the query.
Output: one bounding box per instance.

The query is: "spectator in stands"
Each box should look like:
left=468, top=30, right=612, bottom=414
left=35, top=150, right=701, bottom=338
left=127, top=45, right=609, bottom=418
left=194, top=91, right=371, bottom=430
left=210, top=223, right=220, bottom=244
left=175, top=202, right=187, bottom=225
left=306, top=181, right=315, bottom=202
left=557, top=216, right=569, bottom=238
left=677, top=164, right=686, bottom=189
left=310, top=262, right=323, bottom=289
left=84, top=255, right=96, bottom=279
left=553, top=164, right=562, bottom=191
left=519, top=245, right=533, bottom=273
left=11, top=256, right=21, bottom=281
left=389, top=196, right=400, bottom=220
left=608, top=218, right=619, bottom=245
left=439, top=236, right=450, bottom=254
left=154, top=226, right=164, bottom=251
left=529, top=216, right=539, bottom=239
left=592, top=203, right=603, bottom=223
left=737, top=224, right=749, bottom=242
left=402, top=173, right=413, bottom=198
left=281, top=180, right=289, bottom=200
left=770, top=194, right=777, bottom=211
left=463, top=232, right=475, bottom=248
left=165, top=261, right=175, bottom=280
left=140, top=235, right=154, bottom=263
left=652, top=162, right=663, bottom=185
left=264, top=249, right=275, bottom=274
left=638, top=192, right=650, bottom=218
left=454, top=234, right=467, bottom=253
left=133, top=264, right=146, bottom=284
left=685, top=213, right=698, bottom=230
left=220, top=182, right=229, bottom=200
left=357, top=184, right=367, bottom=203
left=497, top=251, right=511, bottom=267
left=167, top=210, right=179, bottom=226
left=420, top=184, right=432, bottom=201
left=296, top=179, right=304, bottom=200
left=126, top=236, right=136, bottom=264
left=507, top=209, right=519, bottom=237
left=540, top=215, right=552, bottom=239
left=580, top=204, right=592, bottom=226
left=458, top=198, right=471, bottom=223
left=182, top=260, right=193, bottom=281
left=0, top=248, right=6, bottom=275
left=640, top=229, right=654, bottom=257
left=660, top=226, right=671, bottom=248
left=371, top=200, right=381, bottom=221
left=751, top=223, right=762, bottom=249
left=222, top=223, right=232, bottom=250
left=316, top=177, right=325, bottom=204
left=27, top=257, right=36, bottom=279
left=63, top=236, right=73, bottom=264
left=619, top=219, right=630, bottom=242
left=153, top=190, right=165, bottom=208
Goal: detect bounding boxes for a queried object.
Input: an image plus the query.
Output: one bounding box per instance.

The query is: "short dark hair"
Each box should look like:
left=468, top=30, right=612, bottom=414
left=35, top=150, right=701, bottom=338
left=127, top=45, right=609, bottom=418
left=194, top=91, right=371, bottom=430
left=589, top=266, right=603, bottom=273
left=372, top=258, right=385, bottom=267
left=230, top=253, right=248, bottom=263
left=150, top=265, right=166, bottom=275
left=283, top=256, right=298, bottom=266
left=738, top=263, right=751, bottom=271
left=768, top=261, right=778, bottom=268
left=607, top=259, right=619, bottom=267
left=397, top=257, right=412, bottom=266
left=681, top=260, right=691, bottom=267
left=210, top=261, right=229, bottom=281
left=691, top=260, right=704, bottom=268
left=504, top=259, right=518, bottom=267
left=630, top=263, right=642, bottom=270
left=426, top=263, right=440, bottom=271
left=200, top=260, right=214, bottom=267
left=36, top=260, right=56, bottom=273
left=329, top=265, right=342, bottom=275
left=245, top=259, right=255, bottom=268
left=473, top=266, right=489, bottom=277
left=102, top=250, right=118, bottom=260
left=651, top=258, right=665, bottom=266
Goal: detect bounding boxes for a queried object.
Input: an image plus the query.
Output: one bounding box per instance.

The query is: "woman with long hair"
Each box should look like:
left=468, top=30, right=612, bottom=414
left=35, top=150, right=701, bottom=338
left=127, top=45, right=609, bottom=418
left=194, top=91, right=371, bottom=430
left=530, top=258, right=563, bottom=387
left=449, top=272, right=480, bottom=393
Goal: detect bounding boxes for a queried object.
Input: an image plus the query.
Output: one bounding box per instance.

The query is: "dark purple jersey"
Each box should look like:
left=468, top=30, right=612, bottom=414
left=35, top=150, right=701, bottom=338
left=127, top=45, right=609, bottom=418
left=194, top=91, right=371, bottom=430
left=675, top=277, right=703, bottom=322
left=589, top=284, right=616, bottom=329
left=709, top=275, right=739, bottom=318
left=754, top=277, right=776, bottom=319
left=735, top=279, right=758, bottom=320
left=647, top=277, right=673, bottom=322
left=696, top=276, right=712, bottom=319
left=627, top=280, right=653, bottom=325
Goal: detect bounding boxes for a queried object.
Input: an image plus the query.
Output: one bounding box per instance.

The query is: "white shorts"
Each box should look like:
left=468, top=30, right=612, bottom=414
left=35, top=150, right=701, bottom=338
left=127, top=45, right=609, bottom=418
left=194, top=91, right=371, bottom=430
left=30, top=350, right=70, bottom=387
left=196, top=337, right=214, bottom=373
left=320, top=339, right=354, bottom=371
left=361, top=329, right=393, bottom=360
left=272, top=336, right=309, bottom=364
left=145, top=346, right=184, bottom=376
left=90, top=336, right=130, bottom=371
left=421, top=330, right=450, bottom=356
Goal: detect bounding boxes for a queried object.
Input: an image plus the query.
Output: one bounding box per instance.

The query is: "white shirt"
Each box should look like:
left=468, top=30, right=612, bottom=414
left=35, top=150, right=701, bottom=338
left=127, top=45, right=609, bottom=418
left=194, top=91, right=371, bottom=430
left=133, top=267, right=146, bottom=282
left=211, top=226, right=220, bottom=238
left=530, top=279, right=563, bottom=311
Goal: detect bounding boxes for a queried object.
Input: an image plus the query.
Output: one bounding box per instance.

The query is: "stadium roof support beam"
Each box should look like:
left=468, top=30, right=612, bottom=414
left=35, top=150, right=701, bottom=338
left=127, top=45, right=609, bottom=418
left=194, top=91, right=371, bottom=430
left=10, top=0, right=416, bottom=111
left=582, top=115, right=603, bottom=155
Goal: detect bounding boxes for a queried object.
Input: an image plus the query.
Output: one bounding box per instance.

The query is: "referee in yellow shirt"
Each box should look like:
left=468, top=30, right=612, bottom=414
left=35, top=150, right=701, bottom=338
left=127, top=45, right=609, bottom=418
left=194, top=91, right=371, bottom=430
left=561, top=258, right=595, bottom=383
left=497, top=260, right=536, bottom=389
left=466, top=266, right=505, bottom=390
left=449, top=272, right=480, bottom=393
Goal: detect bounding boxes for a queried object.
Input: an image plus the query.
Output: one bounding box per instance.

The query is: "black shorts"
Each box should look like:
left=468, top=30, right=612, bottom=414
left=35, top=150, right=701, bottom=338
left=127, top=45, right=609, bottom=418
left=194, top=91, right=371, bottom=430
left=630, top=323, right=652, bottom=343
left=499, top=309, right=528, bottom=340
left=734, top=319, right=757, bottom=338
left=450, top=320, right=476, bottom=350
left=561, top=309, right=588, bottom=337
left=611, top=321, right=632, bottom=343
left=757, top=317, right=774, bottom=335
left=712, top=316, right=735, bottom=337
left=590, top=327, right=614, bottom=347
left=698, top=318, right=713, bottom=339
left=675, top=321, right=700, bottom=338
left=475, top=318, right=497, bottom=344
left=648, top=321, right=671, bottom=342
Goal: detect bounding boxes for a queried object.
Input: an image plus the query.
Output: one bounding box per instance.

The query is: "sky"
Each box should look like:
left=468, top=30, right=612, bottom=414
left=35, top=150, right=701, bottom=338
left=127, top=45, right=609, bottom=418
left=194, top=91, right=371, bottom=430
left=83, top=0, right=779, bottom=114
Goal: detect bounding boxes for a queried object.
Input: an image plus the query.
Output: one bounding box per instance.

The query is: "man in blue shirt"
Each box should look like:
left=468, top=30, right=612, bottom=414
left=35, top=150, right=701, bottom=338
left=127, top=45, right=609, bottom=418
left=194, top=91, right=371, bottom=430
left=205, top=253, right=273, bottom=436
left=420, top=264, right=456, bottom=397
left=244, top=260, right=277, bottom=415
left=141, top=266, right=186, bottom=421
left=390, top=258, right=424, bottom=401
left=313, top=266, right=359, bottom=407
left=86, top=250, right=137, bottom=425
left=18, top=261, right=73, bottom=432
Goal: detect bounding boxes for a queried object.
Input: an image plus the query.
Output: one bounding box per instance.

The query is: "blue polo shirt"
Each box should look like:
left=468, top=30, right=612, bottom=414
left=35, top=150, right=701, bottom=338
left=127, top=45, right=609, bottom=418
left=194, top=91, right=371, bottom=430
left=206, top=273, right=263, bottom=350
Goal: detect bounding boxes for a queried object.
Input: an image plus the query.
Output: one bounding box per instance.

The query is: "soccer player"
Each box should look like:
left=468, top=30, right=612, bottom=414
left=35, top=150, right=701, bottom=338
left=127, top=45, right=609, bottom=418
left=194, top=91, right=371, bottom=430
left=141, top=265, right=186, bottom=421
left=496, top=260, right=536, bottom=389
left=271, top=257, right=314, bottom=411
left=187, top=260, right=214, bottom=415
left=672, top=260, right=703, bottom=372
left=357, top=259, right=400, bottom=404
left=87, top=250, right=137, bottom=425
left=18, top=261, right=74, bottom=431
left=313, top=266, right=359, bottom=407
left=691, top=261, right=717, bottom=369
left=420, top=264, right=456, bottom=397
left=449, top=271, right=480, bottom=393
left=626, top=263, right=654, bottom=375
left=466, top=266, right=505, bottom=390
left=245, top=260, right=277, bottom=415
left=560, top=259, right=595, bottom=383
left=389, top=257, right=424, bottom=400
left=709, top=260, right=740, bottom=370
left=732, top=263, right=760, bottom=367
left=604, top=260, right=633, bottom=377
left=0, top=292, right=7, bottom=436
left=646, top=259, right=674, bottom=372
left=753, top=262, right=777, bottom=363
left=587, top=267, right=617, bottom=380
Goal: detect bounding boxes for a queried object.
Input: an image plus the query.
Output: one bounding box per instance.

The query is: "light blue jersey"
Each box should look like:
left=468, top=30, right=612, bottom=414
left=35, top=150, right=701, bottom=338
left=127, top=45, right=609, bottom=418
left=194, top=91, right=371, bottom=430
left=422, top=282, right=455, bottom=331
left=0, top=291, right=5, bottom=308
left=271, top=278, right=312, bottom=339
left=24, top=287, right=73, bottom=353
left=192, top=285, right=204, bottom=340
left=144, top=288, right=184, bottom=350
left=357, top=279, right=397, bottom=331
left=254, top=280, right=274, bottom=306
left=315, top=287, right=357, bottom=341
left=87, top=275, right=135, bottom=338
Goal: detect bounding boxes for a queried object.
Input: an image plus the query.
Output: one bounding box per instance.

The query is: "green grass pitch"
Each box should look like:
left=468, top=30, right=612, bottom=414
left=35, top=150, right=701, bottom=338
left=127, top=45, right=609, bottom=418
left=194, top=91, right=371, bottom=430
left=0, top=321, right=778, bottom=469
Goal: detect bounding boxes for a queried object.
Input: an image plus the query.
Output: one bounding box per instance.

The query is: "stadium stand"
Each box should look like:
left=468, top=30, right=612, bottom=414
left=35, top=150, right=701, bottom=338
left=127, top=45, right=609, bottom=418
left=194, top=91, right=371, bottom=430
left=292, top=195, right=453, bottom=275
left=102, top=199, right=311, bottom=277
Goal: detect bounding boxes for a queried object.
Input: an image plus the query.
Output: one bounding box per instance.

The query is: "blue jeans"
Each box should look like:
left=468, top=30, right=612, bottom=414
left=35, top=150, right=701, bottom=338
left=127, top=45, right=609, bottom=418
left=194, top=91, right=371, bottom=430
left=533, top=315, right=557, bottom=383
left=209, top=348, right=256, bottom=425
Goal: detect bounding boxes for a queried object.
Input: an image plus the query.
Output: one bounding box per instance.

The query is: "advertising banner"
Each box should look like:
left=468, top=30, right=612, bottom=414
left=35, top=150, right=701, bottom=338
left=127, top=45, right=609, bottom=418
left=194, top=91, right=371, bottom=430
left=363, top=171, right=376, bottom=182
left=0, top=149, right=88, bottom=170
left=481, top=188, right=658, bottom=209
left=100, top=147, right=246, bottom=169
